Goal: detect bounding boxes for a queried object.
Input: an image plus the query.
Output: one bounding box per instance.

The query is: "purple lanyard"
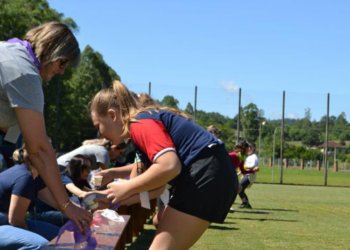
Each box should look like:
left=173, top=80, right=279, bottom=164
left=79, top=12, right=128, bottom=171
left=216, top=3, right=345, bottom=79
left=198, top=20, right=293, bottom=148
left=7, top=38, right=41, bottom=70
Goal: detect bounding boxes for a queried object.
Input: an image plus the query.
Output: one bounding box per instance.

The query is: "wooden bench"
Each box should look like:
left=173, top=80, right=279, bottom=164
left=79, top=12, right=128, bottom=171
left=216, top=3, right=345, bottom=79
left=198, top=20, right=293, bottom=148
left=44, top=215, right=130, bottom=250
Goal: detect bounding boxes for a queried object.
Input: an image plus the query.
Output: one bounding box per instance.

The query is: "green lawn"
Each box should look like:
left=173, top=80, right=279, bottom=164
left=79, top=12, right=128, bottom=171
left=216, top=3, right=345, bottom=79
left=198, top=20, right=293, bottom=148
left=126, top=183, right=350, bottom=250
left=257, top=166, right=350, bottom=187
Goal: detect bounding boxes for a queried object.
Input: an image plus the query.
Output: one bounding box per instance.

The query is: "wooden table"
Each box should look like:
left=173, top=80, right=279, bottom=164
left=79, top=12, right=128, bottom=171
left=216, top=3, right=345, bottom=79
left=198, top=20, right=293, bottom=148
left=44, top=215, right=130, bottom=250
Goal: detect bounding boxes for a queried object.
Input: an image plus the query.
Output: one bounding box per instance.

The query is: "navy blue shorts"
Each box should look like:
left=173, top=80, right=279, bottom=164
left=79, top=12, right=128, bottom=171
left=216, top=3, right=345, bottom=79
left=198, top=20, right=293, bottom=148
left=168, top=144, right=238, bottom=223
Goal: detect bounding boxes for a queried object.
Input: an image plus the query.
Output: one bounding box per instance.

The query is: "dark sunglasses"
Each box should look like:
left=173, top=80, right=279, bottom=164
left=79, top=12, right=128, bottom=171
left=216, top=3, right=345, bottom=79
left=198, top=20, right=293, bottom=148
left=82, top=164, right=92, bottom=171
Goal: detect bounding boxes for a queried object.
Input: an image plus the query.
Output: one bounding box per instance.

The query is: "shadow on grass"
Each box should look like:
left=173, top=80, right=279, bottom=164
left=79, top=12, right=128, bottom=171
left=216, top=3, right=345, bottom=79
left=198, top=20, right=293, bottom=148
left=126, top=228, right=156, bottom=250
left=209, top=225, right=239, bottom=230
left=254, top=208, right=299, bottom=212
left=223, top=221, right=236, bottom=225
left=234, top=210, right=270, bottom=215
left=236, top=217, right=298, bottom=222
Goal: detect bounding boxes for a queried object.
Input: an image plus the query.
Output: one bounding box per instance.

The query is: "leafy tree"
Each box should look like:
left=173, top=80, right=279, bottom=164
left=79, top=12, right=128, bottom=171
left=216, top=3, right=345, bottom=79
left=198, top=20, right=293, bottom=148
left=331, top=112, right=350, bottom=139
left=301, top=129, right=323, bottom=148
left=0, top=0, right=77, bottom=40
left=241, top=103, right=262, bottom=142
left=301, top=149, right=323, bottom=161
left=184, top=102, right=194, bottom=115
left=160, top=96, right=179, bottom=109
left=287, top=126, right=305, bottom=141
left=44, top=46, right=120, bottom=151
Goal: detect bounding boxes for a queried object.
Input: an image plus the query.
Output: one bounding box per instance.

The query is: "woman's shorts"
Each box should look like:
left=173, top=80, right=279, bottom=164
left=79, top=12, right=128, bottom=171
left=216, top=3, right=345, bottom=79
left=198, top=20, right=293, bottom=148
left=168, top=144, right=238, bottom=223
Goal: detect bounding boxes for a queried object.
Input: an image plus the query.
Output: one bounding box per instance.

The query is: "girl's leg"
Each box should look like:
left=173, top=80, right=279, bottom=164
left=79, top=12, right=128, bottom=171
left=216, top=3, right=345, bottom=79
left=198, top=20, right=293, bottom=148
left=152, top=205, right=166, bottom=228
left=239, top=189, right=249, bottom=203
left=150, top=206, right=210, bottom=250
left=238, top=175, right=250, bottom=202
left=28, top=211, right=68, bottom=227
left=0, top=225, right=48, bottom=250
left=238, top=175, right=252, bottom=208
left=26, top=220, right=60, bottom=241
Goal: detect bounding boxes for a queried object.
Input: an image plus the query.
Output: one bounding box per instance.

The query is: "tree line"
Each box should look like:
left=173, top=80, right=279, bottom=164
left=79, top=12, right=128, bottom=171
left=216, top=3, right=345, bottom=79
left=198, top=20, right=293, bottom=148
left=161, top=96, right=350, bottom=162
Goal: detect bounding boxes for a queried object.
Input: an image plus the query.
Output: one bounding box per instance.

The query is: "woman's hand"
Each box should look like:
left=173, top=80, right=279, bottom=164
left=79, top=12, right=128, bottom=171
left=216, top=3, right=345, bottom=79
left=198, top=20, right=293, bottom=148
left=64, top=202, right=92, bottom=234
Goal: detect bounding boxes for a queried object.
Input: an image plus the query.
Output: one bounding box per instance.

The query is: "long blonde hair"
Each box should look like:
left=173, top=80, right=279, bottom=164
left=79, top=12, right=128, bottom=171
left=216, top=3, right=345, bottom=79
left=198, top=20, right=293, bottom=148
left=90, top=81, right=189, bottom=136
left=24, top=21, right=80, bottom=67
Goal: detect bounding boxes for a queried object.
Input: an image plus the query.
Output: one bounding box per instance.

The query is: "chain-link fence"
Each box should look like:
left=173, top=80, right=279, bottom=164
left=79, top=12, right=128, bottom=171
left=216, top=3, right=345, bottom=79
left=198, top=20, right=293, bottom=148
left=122, top=82, right=350, bottom=187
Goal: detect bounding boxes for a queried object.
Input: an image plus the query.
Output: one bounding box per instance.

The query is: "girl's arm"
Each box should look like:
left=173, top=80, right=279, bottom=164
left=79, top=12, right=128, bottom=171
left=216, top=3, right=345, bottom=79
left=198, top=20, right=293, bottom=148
left=93, top=163, right=136, bottom=186
left=108, top=164, right=134, bottom=179
left=95, top=185, right=166, bottom=209
left=120, top=185, right=165, bottom=206
left=106, top=151, right=181, bottom=203
left=130, top=163, right=138, bottom=179
left=65, top=183, right=88, bottom=199
left=8, top=194, right=31, bottom=228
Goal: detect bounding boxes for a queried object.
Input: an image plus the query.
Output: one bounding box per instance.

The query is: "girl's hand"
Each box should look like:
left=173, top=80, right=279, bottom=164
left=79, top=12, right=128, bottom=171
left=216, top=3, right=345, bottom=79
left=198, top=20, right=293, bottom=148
left=252, top=167, right=259, bottom=172
left=105, top=181, right=130, bottom=205
left=92, top=169, right=113, bottom=187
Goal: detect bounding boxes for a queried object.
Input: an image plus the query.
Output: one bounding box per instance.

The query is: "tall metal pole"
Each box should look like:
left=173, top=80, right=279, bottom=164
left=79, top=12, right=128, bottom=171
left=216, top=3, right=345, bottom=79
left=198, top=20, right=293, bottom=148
left=258, top=122, right=262, bottom=158
left=258, top=121, right=265, bottom=158
left=148, top=82, right=152, bottom=96
left=324, top=93, right=330, bottom=186
left=272, top=126, right=279, bottom=182
left=280, top=91, right=285, bottom=184
left=237, top=88, right=241, bottom=143
left=194, top=86, right=198, bottom=122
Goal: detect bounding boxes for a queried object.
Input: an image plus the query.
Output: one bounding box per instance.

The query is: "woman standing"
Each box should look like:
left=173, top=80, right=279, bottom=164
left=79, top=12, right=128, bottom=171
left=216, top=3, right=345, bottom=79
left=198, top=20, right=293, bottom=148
left=0, top=21, right=91, bottom=231
left=91, top=81, right=238, bottom=250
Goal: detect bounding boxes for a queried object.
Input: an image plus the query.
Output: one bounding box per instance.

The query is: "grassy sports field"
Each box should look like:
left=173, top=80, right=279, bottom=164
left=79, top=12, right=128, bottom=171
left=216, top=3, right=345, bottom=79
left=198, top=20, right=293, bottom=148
left=127, top=183, right=350, bottom=250
left=257, top=166, right=350, bottom=187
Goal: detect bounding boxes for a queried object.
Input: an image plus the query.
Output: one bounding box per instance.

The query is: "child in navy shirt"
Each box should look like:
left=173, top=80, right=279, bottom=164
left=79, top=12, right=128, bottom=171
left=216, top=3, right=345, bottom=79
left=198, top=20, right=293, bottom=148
left=0, top=147, right=60, bottom=249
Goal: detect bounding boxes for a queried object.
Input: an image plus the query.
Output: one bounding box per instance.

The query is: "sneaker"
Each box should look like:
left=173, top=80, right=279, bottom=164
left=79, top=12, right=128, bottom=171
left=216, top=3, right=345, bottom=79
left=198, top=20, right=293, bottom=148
left=238, top=203, right=252, bottom=209
left=229, top=208, right=235, bottom=213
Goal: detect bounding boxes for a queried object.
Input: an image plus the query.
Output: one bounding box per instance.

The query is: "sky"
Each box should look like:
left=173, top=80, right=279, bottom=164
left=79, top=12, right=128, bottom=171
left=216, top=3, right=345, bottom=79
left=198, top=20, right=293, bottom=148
left=48, top=0, right=350, bottom=121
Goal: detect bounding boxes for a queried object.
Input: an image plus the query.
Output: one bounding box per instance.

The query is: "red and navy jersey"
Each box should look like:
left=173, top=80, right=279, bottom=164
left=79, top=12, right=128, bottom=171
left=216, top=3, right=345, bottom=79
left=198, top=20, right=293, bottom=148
left=129, top=109, right=220, bottom=171
left=228, top=151, right=254, bottom=175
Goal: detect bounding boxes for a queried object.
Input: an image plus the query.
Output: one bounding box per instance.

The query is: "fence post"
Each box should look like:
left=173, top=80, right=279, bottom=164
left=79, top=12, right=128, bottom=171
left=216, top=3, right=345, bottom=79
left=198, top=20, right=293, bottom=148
left=300, top=159, right=304, bottom=170
left=324, top=93, right=330, bottom=186
left=237, top=88, right=241, bottom=143
left=333, top=161, right=338, bottom=172
left=280, top=91, right=285, bottom=184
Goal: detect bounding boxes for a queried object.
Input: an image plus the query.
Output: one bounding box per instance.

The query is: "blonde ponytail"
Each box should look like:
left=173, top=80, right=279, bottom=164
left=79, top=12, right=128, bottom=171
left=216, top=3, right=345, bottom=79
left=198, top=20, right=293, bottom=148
left=12, top=146, right=30, bottom=165
left=90, top=81, right=189, bottom=137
